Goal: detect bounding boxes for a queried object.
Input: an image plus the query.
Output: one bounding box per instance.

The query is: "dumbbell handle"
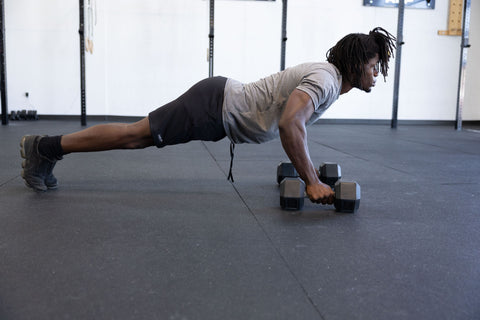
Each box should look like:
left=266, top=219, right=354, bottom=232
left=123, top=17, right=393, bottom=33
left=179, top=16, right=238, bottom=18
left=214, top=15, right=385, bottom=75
left=297, top=185, right=336, bottom=205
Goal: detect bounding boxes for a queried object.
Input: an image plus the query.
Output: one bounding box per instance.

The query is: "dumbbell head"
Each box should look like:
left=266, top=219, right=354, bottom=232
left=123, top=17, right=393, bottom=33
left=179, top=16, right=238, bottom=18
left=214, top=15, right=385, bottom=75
left=334, top=181, right=361, bottom=213
left=19, top=110, right=28, bottom=120
left=319, top=162, right=341, bottom=187
left=277, top=162, right=299, bottom=184
left=279, top=177, right=305, bottom=211
left=9, top=111, right=17, bottom=121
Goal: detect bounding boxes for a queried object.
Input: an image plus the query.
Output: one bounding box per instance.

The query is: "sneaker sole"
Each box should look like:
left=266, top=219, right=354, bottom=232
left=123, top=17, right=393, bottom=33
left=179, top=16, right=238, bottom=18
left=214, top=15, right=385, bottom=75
left=45, top=181, right=58, bottom=190
left=21, top=171, right=47, bottom=192
left=20, top=135, right=28, bottom=159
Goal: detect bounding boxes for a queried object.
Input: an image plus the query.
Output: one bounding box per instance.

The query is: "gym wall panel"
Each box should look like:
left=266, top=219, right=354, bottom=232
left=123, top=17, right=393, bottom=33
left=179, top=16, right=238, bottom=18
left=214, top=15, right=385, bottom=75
left=214, top=0, right=282, bottom=82
left=394, top=4, right=461, bottom=121
left=101, top=0, right=208, bottom=116
left=6, top=0, right=79, bottom=116
left=4, top=0, right=480, bottom=121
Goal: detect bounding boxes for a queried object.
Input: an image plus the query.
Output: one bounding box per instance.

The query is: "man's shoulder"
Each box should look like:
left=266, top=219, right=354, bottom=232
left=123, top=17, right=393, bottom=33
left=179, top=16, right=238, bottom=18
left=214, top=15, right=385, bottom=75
left=292, top=62, right=340, bottom=78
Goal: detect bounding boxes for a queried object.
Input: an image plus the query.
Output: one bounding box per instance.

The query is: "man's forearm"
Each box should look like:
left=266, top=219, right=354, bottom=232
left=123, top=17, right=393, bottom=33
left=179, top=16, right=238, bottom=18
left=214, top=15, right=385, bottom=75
left=279, top=121, right=320, bottom=186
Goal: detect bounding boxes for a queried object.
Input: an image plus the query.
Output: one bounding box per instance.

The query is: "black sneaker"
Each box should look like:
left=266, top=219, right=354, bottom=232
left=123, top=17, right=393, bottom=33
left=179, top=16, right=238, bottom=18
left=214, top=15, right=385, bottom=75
left=20, top=135, right=57, bottom=192
left=45, top=161, right=58, bottom=189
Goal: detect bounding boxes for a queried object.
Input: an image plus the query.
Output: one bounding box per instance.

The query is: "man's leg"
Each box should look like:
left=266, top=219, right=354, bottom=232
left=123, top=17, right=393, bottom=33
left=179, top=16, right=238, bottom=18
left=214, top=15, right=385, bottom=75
left=61, top=117, right=154, bottom=152
left=20, top=117, right=154, bottom=191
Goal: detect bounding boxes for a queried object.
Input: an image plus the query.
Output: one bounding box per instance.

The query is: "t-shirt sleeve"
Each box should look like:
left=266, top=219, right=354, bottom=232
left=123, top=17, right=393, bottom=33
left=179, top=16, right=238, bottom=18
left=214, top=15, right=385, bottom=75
left=296, top=68, right=336, bottom=110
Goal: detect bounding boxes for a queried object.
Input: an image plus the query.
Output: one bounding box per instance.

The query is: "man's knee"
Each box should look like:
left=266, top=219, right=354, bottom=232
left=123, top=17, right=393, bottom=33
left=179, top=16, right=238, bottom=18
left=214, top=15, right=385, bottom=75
left=124, top=118, right=154, bottom=149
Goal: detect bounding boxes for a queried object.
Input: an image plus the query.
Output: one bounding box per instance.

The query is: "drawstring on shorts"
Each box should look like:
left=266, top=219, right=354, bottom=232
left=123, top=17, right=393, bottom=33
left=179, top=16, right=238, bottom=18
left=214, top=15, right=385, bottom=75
left=227, top=142, right=235, bottom=183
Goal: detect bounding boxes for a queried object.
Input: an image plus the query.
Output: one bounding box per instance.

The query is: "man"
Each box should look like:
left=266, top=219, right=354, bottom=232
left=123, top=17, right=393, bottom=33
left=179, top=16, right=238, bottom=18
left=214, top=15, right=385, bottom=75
left=20, top=27, right=396, bottom=206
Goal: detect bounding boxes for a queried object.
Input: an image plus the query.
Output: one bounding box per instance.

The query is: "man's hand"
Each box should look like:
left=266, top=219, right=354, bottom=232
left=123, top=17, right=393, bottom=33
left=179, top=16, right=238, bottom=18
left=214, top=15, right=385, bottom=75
left=306, top=182, right=335, bottom=205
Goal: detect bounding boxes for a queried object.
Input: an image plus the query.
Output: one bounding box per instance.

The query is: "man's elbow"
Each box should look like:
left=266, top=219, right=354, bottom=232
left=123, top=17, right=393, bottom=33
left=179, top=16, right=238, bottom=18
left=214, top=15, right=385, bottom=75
left=279, top=113, right=297, bottom=131
left=278, top=118, right=291, bottom=136
left=279, top=117, right=304, bottom=138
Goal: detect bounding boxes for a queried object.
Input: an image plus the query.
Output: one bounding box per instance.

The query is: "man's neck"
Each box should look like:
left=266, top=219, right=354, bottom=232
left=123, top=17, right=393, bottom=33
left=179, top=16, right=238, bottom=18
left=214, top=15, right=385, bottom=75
left=340, top=79, right=353, bottom=94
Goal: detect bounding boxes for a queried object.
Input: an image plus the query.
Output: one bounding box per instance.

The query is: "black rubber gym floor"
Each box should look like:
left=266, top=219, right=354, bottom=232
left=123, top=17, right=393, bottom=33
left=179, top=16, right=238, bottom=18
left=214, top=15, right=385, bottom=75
left=1, top=120, right=479, bottom=320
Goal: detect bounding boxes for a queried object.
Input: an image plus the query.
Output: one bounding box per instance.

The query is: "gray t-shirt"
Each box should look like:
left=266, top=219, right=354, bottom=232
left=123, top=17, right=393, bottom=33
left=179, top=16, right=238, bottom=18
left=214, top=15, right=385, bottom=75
left=222, top=62, right=342, bottom=144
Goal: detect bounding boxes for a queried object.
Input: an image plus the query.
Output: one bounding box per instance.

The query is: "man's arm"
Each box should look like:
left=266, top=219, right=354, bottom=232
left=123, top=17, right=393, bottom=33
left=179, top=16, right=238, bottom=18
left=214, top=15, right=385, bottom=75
left=278, top=89, right=334, bottom=205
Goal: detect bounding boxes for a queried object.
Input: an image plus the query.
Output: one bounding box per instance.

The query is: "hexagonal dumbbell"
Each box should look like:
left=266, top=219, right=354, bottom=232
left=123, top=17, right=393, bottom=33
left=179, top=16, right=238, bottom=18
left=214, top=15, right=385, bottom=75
left=279, top=178, right=361, bottom=213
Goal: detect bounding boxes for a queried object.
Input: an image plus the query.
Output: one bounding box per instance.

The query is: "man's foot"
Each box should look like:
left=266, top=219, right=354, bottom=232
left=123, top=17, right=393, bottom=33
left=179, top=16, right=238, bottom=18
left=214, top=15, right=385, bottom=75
left=20, top=135, right=57, bottom=191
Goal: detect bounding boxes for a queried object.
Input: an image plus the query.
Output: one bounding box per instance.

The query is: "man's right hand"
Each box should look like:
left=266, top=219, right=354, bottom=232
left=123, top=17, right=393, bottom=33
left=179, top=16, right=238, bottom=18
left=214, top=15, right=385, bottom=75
left=306, top=183, right=335, bottom=205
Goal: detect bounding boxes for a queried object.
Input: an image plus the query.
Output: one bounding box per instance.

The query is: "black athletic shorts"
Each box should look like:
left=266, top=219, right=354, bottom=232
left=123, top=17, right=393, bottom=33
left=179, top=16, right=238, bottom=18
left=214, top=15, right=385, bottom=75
left=148, top=76, right=228, bottom=148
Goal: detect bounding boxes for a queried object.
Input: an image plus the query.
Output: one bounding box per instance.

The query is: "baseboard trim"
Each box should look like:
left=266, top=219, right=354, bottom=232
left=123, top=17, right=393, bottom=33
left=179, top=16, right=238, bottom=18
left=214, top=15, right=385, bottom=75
left=37, top=115, right=145, bottom=122
left=314, top=119, right=480, bottom=126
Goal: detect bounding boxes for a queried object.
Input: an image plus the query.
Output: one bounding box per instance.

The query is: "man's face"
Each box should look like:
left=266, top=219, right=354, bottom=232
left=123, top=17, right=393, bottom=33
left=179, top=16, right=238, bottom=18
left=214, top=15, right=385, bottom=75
left=358, top=54, right=380, bottom=93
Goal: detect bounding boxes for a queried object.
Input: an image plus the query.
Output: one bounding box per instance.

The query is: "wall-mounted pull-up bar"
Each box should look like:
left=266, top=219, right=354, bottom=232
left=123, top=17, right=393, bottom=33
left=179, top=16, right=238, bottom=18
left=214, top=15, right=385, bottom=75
left=208, top=0, right=215, bottom=78
left=391, top=0, right=405, bottom=129
left=79, top=0, right=87, bottom=126
left=454, top=0, right=471, bottom=131
left=280, top=0, right=287, bottom=71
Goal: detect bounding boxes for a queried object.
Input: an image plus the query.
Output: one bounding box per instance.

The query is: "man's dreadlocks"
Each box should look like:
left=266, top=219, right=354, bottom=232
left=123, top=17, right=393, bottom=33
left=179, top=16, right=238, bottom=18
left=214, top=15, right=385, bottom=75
left=326, top=27, right=396, bottom=88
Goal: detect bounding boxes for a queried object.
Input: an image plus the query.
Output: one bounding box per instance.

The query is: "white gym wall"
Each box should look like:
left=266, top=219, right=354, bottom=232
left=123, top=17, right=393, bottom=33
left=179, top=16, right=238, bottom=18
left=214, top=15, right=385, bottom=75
left=4, top=0, right=480, bottom=121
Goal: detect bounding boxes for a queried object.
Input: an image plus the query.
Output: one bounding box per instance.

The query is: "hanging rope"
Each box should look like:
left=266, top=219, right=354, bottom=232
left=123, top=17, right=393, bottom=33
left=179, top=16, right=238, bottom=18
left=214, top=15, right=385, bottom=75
left=85, top=0, right=97, bottom=54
